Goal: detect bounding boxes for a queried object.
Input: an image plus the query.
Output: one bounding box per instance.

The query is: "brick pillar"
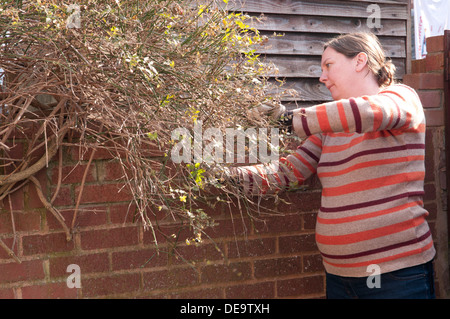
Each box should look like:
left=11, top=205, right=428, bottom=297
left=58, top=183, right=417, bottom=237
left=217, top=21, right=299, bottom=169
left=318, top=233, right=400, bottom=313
left=403, top=34, right=449, bottom=298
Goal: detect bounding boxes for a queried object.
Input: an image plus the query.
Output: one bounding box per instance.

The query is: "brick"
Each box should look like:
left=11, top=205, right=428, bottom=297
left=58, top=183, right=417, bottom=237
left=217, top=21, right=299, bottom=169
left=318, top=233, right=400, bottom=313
left=418, top=90, right=443, bottom=108
left=74, top=183, right=133, bottom=204
left=254, top=256, right=302, bottom=279
left=277, top=275, right=325, bottom=297
left=47, top=206, right=108, bottom=231
left=426, top=35, right=444, bottom=53
left=70, top=141, right=164, bottom=162
left=80, top=226, right=139, bottom=250
left=0, top=237, right=17, bottom=260
left=303, top=254, right=325, bottom=273
left=303, top=212, right=318, bottom=230
left=2, top=187, right=24, bottom=211
left=425, top=53, right=445, bottom=72
left=167, top=287, right=223, bottom=299
left=109, top=203, right=139, bottom=224
left=278, top=234, right=318, bottom=254
left=25, top=170, right=48, bottom=209
left=49, top=253, right=109, bottom=278
left=112, top=248, right=167, bottom=270
left=70, top=146, right=115, bottom=161
left=101, top=161, right=125, bottom=181
left=4, top=141, right=24, bottom=163
left=21, top=281, right=79, bottom=299
left=0, top=287, right=15, bottom=298
left=252, top=213, right=302, bottom=234
left=0, top=260, right=45, bottom=284
left=143, top=267, right=199, bottom=291
left=402, top=73, right=443, bottom=90
left=0, top=210, right=41, bottom=234
left=225, top=281, right=275, bottom=299
left=50, top=163, right=96, bottom=184
left=100, top=161, right=165, bottom=182
left=189, top=197, right=226, bottom=218
left=411, top=59, right=426, bottom=74
left=143, top=223, right=192, bottom=245
left=50, top=186, right=73, bottom=207
left=276, top=191, right=321, bottom=213
left=424, top=109, right=445, bottom=127
left=14, top=211, right=42, bottom=232
left=22, top=232, right=74, bottom=256
left=82, top=273, right=140, bottom=298
left=227, top=238, right=276, bottom=259
left=203, top=217, right=251, bottom=239
left=424, top=183, right=437, bottom=201
left=424, top=202, right=438, bottom=221
left=200, top=262, right=251, bottom=284
left=169, top=242, right=225, bottom=265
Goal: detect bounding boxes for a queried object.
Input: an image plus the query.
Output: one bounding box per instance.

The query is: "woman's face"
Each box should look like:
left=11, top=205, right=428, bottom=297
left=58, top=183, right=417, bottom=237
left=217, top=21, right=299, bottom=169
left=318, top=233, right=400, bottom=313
left=319, top=47, right=361, bottom=100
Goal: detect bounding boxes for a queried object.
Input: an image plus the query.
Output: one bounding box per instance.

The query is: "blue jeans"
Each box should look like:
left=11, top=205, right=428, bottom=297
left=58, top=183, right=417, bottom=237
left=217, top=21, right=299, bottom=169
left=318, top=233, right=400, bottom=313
left=326, top=261, right=436, bottom=299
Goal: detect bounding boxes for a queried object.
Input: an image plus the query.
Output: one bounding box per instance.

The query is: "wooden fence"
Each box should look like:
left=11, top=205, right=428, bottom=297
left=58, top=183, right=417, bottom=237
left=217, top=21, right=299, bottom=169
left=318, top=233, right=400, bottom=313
left=227, top=0, right=411, bottom=107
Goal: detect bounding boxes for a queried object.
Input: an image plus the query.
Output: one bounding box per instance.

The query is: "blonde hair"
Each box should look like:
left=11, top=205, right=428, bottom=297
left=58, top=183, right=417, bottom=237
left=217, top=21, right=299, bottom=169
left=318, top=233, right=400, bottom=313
left=324, top=32, right=396, bottom=87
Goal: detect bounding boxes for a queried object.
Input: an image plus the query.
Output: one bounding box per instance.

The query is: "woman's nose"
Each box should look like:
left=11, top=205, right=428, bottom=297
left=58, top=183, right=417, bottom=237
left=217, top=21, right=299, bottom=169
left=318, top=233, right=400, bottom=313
left=319, top=71, right=327, bottom=84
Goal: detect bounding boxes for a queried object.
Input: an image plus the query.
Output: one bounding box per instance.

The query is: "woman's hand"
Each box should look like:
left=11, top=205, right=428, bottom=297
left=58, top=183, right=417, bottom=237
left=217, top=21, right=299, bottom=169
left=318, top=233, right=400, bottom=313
left=247, top=101, right=286, bottom=122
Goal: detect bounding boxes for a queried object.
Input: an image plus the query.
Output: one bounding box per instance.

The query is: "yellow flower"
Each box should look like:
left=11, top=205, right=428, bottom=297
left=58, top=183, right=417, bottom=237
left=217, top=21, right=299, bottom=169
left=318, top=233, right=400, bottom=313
left=179, top=195, right=187, bottom=203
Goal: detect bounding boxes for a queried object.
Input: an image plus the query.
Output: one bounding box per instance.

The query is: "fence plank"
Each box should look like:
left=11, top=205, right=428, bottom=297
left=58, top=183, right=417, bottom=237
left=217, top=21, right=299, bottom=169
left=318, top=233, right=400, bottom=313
left=269, top=78, right=331, bottom=101
left=257, top=33, right=406, bottom=58
left=264, top=56, right=406, bottom=78
left=227, top=0, right=408, bottom=20
left=249, top=14, right=406, bottom=36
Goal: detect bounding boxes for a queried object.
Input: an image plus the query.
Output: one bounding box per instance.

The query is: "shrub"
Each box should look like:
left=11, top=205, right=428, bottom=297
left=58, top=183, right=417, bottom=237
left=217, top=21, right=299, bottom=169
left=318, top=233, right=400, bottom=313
left=0, top=0, right=286, bottom=256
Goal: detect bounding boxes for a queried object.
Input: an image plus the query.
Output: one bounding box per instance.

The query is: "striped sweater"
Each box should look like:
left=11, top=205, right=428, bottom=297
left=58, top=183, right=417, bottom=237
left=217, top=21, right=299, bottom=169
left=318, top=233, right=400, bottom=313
left=234, top=84, right=435, bottom=277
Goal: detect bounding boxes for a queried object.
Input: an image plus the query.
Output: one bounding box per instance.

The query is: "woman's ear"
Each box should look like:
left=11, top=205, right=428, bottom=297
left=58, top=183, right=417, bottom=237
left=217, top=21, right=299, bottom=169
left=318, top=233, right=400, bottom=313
left=354, top=52, right=368, bottom=72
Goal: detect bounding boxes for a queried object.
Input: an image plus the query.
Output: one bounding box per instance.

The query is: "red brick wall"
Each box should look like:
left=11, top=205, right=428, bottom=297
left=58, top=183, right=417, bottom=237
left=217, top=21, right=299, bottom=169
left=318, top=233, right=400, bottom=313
left=0, top=137, right=325, bottom=298
left=403, top=35, right=449, bottom=298
left=1, top=35, right=449, bottom=299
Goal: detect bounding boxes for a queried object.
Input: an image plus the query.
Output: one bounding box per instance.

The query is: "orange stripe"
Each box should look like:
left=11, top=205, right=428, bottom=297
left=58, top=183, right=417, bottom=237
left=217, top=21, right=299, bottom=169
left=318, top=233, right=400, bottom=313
left=383, top=90, right=406, bottom=129
left=336, top=101, right=349, bottom=133
left=322, top=171, right=425, bottom=197
left=321, top=129, right=422, bottom=154
left=281, top=158, right=304, bottom=183
left=254, top=165, right=269, bottom=194
left=363, top=96, right=383, bottom=131
left=316, top=216, right=425, bottom=246
left=292, top=152, right=315, bottom=174
left=404, top=123, right=426, bottom=133
left=399, top=108, right=413, bottom=130
left=323, top=240, right=434, bottom=269
left=385, top=103, right=395, bottom=129
left=308, top=134, right=322, bottom=148
left=322, top=131, right=386, bottom=154
left=382, top=90, right=407, bottom=102
left=317, top=200, right=422, bottom=225
left=318, top=156, right=425, bottom=178
left=316, top=104, right=332, bottom=133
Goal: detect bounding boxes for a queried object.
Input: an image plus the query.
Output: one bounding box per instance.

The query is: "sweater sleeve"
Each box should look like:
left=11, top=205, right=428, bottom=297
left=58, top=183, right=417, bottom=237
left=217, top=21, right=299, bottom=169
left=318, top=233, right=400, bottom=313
left=292, top=84, right=424, bottom=138
left=233, top=134, right=322, bottom=196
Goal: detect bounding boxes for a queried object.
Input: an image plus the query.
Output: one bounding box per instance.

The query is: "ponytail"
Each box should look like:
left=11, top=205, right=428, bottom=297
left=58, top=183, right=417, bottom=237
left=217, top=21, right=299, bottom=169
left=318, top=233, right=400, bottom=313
left=377, top=59, right=396, bottom=87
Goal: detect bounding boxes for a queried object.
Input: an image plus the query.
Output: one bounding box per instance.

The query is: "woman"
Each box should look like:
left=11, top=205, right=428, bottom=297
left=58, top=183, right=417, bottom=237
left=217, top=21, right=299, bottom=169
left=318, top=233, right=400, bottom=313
left=230, top=32, right=436, bottom=299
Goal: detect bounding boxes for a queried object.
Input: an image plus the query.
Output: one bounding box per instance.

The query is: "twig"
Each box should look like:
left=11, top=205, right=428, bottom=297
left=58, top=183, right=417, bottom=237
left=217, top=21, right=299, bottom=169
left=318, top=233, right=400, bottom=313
left=71, top=148, right=96, bottom=230
left=0, top=126, right=69, bottom=186
left=0, top=237, right=21, bottom=263
left=29, top=175, right=71, bottom=241
left=51, top=146, right=63, bottom=204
